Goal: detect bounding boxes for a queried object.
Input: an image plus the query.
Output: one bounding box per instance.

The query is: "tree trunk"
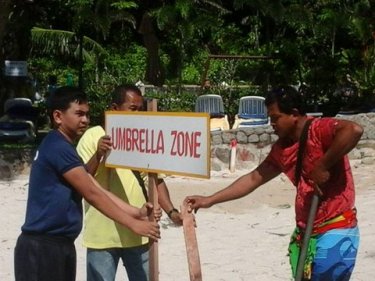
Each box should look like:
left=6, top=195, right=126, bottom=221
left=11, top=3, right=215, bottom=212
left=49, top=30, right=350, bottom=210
left=0, top=0, right=12, bottom=55
left=0, top=2, right=34, bottom=115
left=78, top=35, right=84, bottom=89
left=331, top=28, right=336, bottom=58
left=0, top=0, right=13, bottom=115
left=138, top=13, right=165, bottom=87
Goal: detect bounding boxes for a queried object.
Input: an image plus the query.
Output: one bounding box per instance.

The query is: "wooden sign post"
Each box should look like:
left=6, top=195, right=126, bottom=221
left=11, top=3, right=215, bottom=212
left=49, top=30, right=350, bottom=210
left=147, top=99, right=159, bottom=281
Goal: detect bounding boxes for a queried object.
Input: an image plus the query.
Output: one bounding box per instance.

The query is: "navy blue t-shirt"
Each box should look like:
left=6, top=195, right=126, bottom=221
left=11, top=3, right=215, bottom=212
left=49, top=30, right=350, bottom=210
left=21, top=130, right=84, bottom=239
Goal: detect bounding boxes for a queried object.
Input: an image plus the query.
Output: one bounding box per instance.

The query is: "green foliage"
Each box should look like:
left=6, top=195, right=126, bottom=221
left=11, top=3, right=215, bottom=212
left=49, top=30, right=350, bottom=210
left=3, top=0, right=374, bottom=124
left=31, top=27, right=108, bottom=66
left=111, top=1, right=138, bottom=10
left=104, top=45, right=147, bottom=84
left=144, top=87, right=197, bottom=113
left=0, top=142, right=37, bottom=149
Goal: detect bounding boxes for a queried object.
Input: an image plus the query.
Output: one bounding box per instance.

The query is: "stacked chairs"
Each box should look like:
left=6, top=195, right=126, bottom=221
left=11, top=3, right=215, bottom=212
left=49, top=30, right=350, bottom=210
left=232, top=96, right=269, bottom=129
left=195, top=94, right=230, bottom=131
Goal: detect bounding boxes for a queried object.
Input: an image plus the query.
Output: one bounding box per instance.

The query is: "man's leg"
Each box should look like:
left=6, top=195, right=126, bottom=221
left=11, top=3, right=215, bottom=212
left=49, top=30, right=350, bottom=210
left=120, top=244, right=149, bottom=281
left=312, top=226, right=359, bottom=281
left=87, top=248, right=120, bottom=281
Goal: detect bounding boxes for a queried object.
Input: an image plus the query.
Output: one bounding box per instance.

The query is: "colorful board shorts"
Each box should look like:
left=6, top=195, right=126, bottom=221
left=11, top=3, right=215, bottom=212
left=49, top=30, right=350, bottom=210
left=312, top=226, right=359, bottom=281
left=289, top=226, right=359, bottom=281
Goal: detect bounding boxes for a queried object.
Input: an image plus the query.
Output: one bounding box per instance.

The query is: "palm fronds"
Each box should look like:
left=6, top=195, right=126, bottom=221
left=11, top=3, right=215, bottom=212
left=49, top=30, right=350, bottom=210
left=31, top=27, right=108, bottom=62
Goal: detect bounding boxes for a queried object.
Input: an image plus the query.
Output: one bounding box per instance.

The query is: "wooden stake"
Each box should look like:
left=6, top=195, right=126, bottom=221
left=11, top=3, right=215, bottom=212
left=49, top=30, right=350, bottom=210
left=229, top=139, right=237, bottom=173
left=181, top=202, right=203, bottom=281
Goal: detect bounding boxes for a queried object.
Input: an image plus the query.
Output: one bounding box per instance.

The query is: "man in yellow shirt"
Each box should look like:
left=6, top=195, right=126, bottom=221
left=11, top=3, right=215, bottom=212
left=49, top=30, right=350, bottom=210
left=77, top=84, right=181, bottom=281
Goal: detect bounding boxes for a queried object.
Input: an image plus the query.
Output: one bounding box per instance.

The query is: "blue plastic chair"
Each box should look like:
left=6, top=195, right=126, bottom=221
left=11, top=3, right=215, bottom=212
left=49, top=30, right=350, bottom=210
left=232, top=96, right=269, bottom=129
left=195, top=94, right=229, bottom=131
left=0, top=98, right=38, bottom=142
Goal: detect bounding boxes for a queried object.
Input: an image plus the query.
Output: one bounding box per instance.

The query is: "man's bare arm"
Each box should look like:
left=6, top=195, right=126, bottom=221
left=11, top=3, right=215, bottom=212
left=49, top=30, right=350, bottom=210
left=63, top=166, right=160, bottom=239
left=320, top=119, right=363, bottom=169
left=309, top=119, right=363, bottom=186
left=85, top=135, right=112, bottom=176
left=157, top=179, right=182, bottom=225
left=208, top=161, right=281, bottom=205
left=186, top=161, right=280, bottom=211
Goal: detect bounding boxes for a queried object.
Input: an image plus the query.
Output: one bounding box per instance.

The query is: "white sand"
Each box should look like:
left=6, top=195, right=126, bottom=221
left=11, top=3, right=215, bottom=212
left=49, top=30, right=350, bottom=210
left=1, top=160, right=375, bottom=280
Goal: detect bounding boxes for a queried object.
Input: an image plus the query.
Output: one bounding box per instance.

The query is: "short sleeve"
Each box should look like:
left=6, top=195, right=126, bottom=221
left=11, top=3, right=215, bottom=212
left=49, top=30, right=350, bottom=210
left=312, top=118, right=338, bottom=151
left=48, top=141, right=83, bottom=175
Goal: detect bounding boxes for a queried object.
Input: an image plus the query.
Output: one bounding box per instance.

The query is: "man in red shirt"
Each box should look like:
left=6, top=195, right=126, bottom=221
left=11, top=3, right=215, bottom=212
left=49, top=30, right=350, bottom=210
left=185, top=86, right=363, bottom=281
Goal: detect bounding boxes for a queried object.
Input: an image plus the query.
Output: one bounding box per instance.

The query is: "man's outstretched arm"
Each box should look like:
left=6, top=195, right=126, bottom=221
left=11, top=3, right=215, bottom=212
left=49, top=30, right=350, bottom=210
left=185, top=161, right=280, bottom=212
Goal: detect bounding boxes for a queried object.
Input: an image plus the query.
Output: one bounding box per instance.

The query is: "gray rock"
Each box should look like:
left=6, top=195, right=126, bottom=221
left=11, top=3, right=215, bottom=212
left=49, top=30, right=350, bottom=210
left=361, top=157, right=375, bottom=165
left=259, top=133, right=270, bottom=143
left=222, top=132, right=236, bottom=144
left=236, top=131, right=247, bottom=144
left=248, top=134, right=259, bottom=143
left=211, top=134, right=223, bottom=145
left=210, top=160, right=222, bottom=171
left=215, top=147, right=230, bottom=163
left=0, top=159, right=13, bottom=180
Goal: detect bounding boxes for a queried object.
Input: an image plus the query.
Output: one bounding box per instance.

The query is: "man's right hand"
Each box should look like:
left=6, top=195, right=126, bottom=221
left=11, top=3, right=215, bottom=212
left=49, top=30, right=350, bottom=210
left=131, top=220, right=160, bottom=241
left=96, top=135, right=112, bottom=161
left=184, top=195, right=212, bottom=213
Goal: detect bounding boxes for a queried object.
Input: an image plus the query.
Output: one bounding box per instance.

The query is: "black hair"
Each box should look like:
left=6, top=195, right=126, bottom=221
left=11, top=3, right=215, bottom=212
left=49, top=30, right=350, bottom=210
left=47, top=86, right=88, bottom=124
left=265, top=85, right=307, bottom=115
left=111, top=84, right=142, bottom=105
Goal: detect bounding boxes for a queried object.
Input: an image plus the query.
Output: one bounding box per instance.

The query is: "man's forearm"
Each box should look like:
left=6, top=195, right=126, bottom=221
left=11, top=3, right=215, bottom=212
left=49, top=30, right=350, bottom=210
left=157, top=180, right=175, bottom=212
left=88, top=174, right=140, bottom=217
left=65, top=167, right=140, bottom=230
left=85, top=152, right=102, bottom=175
left=209, top=162, right=279, bottom=206
left=209, top=173, right=260, bottom=206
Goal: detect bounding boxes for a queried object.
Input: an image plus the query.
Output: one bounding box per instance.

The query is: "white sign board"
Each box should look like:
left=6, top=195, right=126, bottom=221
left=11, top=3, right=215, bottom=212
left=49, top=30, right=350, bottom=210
left=105, top=111, right=210, bottom=178
left=4, top=60, right=28, bottom=77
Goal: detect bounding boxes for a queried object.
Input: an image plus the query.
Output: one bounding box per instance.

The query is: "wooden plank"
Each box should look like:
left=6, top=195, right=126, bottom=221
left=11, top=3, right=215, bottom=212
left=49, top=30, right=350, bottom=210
left=181, top=202, right=203, bottom=281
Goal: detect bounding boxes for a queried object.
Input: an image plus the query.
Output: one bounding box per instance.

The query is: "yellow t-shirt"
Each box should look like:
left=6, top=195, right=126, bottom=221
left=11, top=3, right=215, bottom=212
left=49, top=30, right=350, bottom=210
left=76, top=126, right=148, bottom=249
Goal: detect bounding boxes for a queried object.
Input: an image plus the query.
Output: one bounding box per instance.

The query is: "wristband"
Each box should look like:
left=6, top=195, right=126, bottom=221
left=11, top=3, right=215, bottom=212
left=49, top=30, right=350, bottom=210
left=167, top=208, right=179, bottom=218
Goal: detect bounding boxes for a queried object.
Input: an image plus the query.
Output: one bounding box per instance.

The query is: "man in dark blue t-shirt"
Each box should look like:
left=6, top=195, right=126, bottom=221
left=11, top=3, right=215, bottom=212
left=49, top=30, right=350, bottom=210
left=22, top=130, right=84, bottom=239
left=14, top=86, right=161, bottom=281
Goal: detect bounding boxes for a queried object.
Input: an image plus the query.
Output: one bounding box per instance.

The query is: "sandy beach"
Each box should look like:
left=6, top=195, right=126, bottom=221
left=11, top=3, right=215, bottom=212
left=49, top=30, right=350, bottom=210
left=1, top=160, right=375, bottom=280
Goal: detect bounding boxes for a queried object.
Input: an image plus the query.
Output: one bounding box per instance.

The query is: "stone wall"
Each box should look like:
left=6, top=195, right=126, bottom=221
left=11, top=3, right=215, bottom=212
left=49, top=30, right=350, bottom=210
left=211, top=113, right=375, bottom=171
left=2, top=113, right=375, bottom=179
left=0, top=148, right=35, bottom=179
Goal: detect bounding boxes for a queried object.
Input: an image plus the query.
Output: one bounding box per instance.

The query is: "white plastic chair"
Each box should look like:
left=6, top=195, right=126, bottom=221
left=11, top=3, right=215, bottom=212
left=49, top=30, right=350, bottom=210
left=232, top=96, right=269, bottom=129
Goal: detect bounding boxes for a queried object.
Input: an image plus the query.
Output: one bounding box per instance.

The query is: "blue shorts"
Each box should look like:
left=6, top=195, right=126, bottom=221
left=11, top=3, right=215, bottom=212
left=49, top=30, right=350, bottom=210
left=312, top=226, right=359, bottom=281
